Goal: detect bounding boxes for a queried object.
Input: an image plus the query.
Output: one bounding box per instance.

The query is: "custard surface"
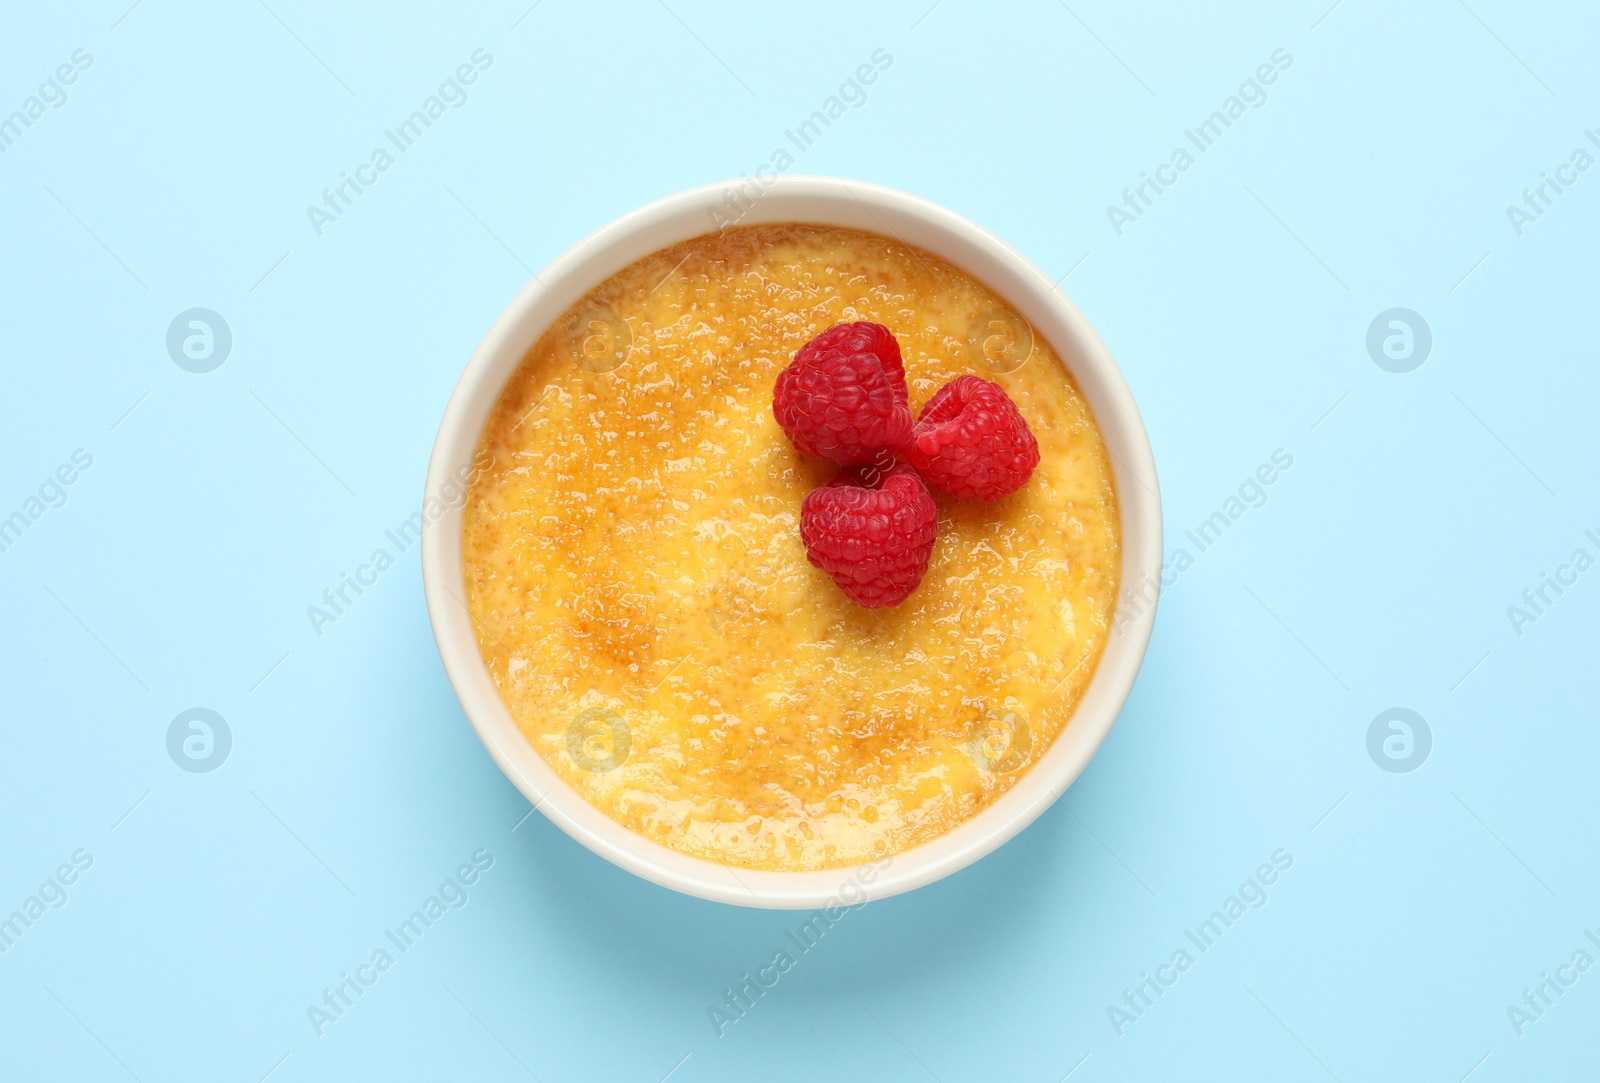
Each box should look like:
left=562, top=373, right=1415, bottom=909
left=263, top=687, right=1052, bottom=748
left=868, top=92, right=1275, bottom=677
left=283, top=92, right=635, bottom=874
left=463, top=225, right=1119, bottom=871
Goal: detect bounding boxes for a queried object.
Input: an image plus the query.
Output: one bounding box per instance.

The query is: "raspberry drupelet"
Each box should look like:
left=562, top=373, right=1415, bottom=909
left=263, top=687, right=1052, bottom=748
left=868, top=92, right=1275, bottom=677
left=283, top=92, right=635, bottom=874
left=798, top=463, right=939, bottom=608
left=903, top=374, right=1039, bottom=501
left=772, top=321, right=914, bottom=466
left=776, top=324, right=1039, bottom=607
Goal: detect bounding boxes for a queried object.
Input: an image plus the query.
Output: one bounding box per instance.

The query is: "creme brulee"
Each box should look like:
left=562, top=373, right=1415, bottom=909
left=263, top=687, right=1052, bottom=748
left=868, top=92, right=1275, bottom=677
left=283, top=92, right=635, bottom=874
left=462, top=225, right=1120, bottom=872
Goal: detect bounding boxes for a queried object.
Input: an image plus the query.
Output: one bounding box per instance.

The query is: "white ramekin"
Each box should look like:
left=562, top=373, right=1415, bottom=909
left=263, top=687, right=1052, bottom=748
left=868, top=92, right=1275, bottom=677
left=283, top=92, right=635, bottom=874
left=422, top=176, right=1161, bottom=909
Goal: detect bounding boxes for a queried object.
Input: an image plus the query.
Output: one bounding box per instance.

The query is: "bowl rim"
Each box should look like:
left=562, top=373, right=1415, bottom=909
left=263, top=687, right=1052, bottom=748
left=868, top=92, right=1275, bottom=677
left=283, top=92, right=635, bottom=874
left=422, top=175, right=1161, bottom=909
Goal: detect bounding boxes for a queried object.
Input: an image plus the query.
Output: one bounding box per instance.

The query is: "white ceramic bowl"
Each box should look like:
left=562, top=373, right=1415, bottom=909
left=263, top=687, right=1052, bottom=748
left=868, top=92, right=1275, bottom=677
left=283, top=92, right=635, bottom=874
left=423, top=176, right=1161, bottom=909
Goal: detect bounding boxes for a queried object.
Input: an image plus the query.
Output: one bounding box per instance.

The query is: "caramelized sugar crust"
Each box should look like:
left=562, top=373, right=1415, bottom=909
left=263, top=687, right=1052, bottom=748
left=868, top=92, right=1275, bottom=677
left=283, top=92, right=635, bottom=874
left=463, top=225, right=1120, bottom=871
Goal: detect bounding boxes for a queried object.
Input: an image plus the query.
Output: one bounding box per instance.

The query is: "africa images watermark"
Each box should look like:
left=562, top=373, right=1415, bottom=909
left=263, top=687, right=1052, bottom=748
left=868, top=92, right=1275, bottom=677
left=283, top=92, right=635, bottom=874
left=0, top=48, right=92, bottom=154
left=166, top=308, right=232, bottom=374
left=1505, top=928, right=1600, bottom=1037
left=1367, top=708, right=1431, bottom=774
left=1114, top=448, right=1294, bottom=636
left=709, top=48, right=893, bottom=233
left=1105, top=848, right=1294, bottom=1036
left=703, top=706, right=1026, bottom=1038
left=1504, top=527, right=1600, bottom=638
left=1106, top=49, right=1293, bottom=237
left=0, top=849, right=94, bottom=956
left=707, top=856, right=893, bottom=1037
left=305, top=448, right=493, bottom=636
left=167, top=708, right=233, bottom=774
left=0, top=448, right=94, bottom=557
left=305, top=49, right=493, bottom=237
left=306, top=849, right=494, bottom=1036
left=1505, top=126, right=1600, bottom=237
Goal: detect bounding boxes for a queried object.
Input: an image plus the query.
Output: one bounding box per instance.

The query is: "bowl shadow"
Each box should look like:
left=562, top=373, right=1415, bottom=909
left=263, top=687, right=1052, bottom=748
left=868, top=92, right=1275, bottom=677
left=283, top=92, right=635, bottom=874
left=508, top=794, right=1100, bottom=1005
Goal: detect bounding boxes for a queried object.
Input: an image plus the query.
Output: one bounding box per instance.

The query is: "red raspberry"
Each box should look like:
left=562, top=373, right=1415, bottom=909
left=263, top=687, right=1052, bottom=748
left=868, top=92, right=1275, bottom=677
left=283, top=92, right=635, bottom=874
left=799, top=463, right=938, bottom=608
left=773, top=322, right=914, bottom=465
left=904, top=375, right=1039, bottom=501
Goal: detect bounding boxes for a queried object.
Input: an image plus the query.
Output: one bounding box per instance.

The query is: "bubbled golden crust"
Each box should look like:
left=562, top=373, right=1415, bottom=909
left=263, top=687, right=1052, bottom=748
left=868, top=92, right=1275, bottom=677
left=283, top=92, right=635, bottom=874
left=463, top=225, right=1120, bottom=871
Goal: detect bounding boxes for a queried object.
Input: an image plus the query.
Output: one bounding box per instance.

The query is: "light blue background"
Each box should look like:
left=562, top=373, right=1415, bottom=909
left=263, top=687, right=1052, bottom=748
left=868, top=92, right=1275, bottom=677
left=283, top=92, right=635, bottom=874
left=3, top=1, right=1597, bottom=1079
